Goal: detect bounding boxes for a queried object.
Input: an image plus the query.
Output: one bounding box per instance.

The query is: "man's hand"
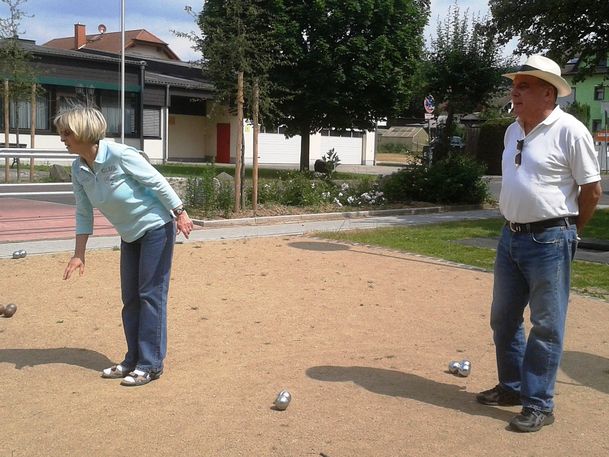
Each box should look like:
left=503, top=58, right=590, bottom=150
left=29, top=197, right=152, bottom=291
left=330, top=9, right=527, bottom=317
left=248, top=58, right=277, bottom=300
left=577, top=181, right=602, bottom=232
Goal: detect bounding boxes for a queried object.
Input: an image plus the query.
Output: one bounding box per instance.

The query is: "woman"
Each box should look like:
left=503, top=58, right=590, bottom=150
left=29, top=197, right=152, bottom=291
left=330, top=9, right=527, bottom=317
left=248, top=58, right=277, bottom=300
left=57, top=105, right=193, bottom=387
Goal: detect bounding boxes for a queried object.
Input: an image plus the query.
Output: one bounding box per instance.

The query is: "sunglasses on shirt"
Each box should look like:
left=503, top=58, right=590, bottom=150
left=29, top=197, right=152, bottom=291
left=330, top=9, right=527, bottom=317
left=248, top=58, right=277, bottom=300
left=515, top=139, right=524, bottom=166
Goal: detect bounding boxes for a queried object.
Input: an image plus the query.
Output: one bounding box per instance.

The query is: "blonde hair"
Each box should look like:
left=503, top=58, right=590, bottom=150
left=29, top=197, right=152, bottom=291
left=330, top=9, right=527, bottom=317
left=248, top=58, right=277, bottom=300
left=53, top=105, right=107, bottom=143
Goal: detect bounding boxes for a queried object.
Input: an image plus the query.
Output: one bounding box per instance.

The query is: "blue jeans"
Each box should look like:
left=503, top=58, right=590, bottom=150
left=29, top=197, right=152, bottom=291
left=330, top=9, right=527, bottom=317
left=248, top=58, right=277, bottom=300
left=491, top=224, right=577, bottom=412
left=119, top=221, right=176, bottom=373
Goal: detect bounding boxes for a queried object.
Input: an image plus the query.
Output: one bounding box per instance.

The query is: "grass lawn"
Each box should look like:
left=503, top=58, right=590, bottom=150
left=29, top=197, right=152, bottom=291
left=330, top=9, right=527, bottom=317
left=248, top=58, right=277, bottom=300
left=319, top=209, right=609, bottom=301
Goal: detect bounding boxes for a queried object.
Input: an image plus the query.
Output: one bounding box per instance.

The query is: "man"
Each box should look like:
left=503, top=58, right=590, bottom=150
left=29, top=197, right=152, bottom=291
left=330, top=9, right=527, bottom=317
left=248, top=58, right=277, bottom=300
left=476, top=55, right=602, bottom=432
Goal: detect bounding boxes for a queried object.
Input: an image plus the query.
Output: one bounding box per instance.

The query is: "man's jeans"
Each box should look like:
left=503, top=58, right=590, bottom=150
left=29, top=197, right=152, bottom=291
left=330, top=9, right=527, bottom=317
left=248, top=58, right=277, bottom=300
left=119, top=221, right=176, bottom=373
left=491, top=224, right=577, bottom=412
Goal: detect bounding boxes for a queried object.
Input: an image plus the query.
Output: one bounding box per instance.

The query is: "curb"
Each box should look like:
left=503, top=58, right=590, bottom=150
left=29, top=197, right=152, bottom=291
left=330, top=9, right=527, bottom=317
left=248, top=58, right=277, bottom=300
left=192, top=204, right=489, bottom=228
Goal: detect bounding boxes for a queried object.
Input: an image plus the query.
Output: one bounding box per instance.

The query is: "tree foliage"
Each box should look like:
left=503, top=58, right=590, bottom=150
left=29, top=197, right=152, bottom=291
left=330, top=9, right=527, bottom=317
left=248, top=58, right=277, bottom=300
left=485, top=0, right=609, bottom=79
left=0, top=0, right=40, bottom=147
left=426, top=2, right=513, bottom=160
left=0, top=0, right=37, bottom=99
left=183, top=0, right=286, bottom=122
left=192, top=0, right=430, bottom=170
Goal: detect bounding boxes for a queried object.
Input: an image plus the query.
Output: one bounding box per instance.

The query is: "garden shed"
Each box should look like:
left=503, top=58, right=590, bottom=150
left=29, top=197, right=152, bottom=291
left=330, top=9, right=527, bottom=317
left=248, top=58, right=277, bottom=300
left=378, top=126, right=429, bottom=153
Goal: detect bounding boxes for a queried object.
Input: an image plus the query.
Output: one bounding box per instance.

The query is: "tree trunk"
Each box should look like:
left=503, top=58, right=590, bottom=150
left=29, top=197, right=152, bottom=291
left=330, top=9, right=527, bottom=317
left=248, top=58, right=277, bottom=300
left=4, top=80, right=9, bottom=183
left=30, top=83, right=36, bottom=182
left=252, top=81, right=259, bottom=214
left=299, top=128, right=310, bottom=171
left=15, top=108, right=20, bottom=183
left=234, top=71, right=244, bottom=212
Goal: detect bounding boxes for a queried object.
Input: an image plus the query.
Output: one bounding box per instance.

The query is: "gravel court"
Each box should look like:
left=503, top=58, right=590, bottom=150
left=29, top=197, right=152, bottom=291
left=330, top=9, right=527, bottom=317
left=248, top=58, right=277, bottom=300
left=1, top=235, right=609, bottom=456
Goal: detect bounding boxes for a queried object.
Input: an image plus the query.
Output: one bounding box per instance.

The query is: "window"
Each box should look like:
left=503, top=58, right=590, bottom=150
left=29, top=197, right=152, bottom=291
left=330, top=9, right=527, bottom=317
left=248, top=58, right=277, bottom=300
left=100, top=91, right=137, bottom=136
left=0, top=94, right=50, bottom=130
left=592, top=119, right=602, bottom=132
left=143, top=108, right=161, bottom=137
left=594, top=86, right=605, bottom=101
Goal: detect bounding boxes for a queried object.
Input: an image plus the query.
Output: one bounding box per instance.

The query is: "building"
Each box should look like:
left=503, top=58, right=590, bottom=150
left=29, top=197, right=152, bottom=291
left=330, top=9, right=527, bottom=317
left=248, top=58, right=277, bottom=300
left=1, top=25, right=374, bottom=167
left=377, top=126, right=428, bottom=153
left=562, top=56, right=609, bottom=135
left=44, top=24, right=180, bottom=61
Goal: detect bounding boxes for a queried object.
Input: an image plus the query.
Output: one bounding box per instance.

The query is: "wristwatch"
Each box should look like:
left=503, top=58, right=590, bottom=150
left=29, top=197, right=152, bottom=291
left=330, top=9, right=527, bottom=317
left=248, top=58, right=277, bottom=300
left=173, top=207, right=186, bottom=216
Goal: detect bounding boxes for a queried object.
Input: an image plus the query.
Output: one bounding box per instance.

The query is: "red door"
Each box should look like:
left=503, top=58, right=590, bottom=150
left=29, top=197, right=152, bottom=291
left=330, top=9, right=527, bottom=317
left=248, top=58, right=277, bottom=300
left=216, top=123, right=230, bottom=163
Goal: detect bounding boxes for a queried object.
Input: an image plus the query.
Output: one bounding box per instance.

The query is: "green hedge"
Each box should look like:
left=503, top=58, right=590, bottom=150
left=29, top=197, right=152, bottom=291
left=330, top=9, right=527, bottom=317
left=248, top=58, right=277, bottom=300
left=476, top=118, right=513, bottom=175
left=381, top=154, right=489, bottom=205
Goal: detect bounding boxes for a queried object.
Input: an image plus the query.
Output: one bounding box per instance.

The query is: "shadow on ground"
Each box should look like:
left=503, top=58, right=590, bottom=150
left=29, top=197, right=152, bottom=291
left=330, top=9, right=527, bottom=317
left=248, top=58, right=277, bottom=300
left=0, top=347, right=113, bottom=372
left=306, top=365, right=515, bottom=422
left=560, top=351, right=609, bottom=395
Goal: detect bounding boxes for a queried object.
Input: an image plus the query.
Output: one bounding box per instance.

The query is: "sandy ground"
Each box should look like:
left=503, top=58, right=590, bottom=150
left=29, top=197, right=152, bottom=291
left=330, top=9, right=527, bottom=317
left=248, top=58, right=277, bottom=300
left=1, top=235, right=609, bottom=457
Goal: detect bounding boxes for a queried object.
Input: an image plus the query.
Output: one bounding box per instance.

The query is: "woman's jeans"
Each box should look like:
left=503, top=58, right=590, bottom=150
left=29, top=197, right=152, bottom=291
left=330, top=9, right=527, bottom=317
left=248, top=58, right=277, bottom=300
left=491, top=224, right=577, bottom=412
left=119, top=221, right=176, bottom=373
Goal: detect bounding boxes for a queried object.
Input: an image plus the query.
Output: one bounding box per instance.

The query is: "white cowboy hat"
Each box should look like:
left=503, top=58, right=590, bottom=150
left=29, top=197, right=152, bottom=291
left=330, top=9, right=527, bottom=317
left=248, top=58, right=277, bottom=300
left=503, top=55, right=572, bottom=97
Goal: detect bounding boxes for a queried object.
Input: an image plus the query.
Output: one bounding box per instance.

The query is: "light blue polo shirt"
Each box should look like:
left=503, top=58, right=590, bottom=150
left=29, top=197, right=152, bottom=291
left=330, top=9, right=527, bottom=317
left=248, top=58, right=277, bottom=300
left=71, top=139, right=183, bottom=243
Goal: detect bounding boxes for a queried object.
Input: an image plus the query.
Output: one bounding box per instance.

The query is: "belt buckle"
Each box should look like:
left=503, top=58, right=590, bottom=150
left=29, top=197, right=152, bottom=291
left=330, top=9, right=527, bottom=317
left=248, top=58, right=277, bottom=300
left=508, top=221, right=520, bottom=232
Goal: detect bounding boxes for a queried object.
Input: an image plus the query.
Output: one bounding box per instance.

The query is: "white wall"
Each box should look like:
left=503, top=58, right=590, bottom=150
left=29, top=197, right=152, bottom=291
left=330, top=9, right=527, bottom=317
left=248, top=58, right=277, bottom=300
left=243, top=128, right=374, bottom=166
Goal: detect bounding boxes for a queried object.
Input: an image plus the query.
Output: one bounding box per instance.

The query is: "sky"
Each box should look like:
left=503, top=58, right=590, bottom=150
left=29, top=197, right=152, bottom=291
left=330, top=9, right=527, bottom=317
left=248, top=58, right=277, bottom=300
left=1, top=0, right=514, bottom=63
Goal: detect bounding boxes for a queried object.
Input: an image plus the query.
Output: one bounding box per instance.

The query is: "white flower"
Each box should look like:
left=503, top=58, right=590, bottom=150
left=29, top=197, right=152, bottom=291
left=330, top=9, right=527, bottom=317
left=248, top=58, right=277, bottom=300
left=341, top=182, right=350, bottom=191
left=338, top=192, right=343, bottom=197
left=333, top=198, right=343, bottom=207
left=347, top=196, right=355, bottom=204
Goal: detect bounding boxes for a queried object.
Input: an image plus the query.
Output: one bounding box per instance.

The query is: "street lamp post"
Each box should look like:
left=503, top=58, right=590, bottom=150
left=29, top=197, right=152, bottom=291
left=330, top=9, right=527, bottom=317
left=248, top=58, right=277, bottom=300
left=120, top=0, right=125, bottom=143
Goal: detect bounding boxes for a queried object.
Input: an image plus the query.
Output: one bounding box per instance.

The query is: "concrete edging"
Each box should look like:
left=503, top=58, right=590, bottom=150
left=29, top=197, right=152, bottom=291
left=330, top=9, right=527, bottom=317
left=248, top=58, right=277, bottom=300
left=193, top=204, right=488, bottom=228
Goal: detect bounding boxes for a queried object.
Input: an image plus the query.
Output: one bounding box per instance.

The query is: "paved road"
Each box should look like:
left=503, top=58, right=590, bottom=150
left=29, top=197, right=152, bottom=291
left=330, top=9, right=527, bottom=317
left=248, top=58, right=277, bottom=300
left=0, top=207, right=501, bottom=259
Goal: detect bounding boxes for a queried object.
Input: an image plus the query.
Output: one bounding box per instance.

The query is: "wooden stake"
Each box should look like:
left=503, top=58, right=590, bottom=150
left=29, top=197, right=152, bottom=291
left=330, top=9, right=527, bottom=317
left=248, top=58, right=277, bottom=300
left=4, top=80, right=9, bottom=183
left=234, top=71, right=244, bottom=212
left=30, top=83, right=36, bottom=182
left=252, top=80, right=259, bottom=214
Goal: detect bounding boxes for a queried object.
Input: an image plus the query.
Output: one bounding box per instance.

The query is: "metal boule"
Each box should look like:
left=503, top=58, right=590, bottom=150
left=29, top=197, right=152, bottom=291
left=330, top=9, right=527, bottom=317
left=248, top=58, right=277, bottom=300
left=12, top=250, right=21, bottom=259
left=457, top=359, right=471, bottom=377
left=3, top=303, right=17, bottom=318
left=273, top=390, right=291, bottom=411
left=19, top=250, right=27, bottom=258
left=448, top=360, right=461, bottom=374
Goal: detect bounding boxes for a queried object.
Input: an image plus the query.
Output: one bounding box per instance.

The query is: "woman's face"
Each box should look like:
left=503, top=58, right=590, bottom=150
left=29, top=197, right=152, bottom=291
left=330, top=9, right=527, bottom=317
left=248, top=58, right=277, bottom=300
left=59, top=128, right=88, bottom=155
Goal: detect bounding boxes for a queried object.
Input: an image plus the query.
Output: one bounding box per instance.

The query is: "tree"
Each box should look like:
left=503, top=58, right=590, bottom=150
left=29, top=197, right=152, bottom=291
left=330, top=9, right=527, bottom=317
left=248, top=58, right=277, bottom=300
left=0, top=0, right=40, bottom=181
left=185, top=0, right=285, bottom=123
left=426, top=2, right=512, bottom=161
left=485, top=0, right=609, bottom=79
left=190, top=0, right=430, bottom=171
left=273, top=0, right=429, bottom=170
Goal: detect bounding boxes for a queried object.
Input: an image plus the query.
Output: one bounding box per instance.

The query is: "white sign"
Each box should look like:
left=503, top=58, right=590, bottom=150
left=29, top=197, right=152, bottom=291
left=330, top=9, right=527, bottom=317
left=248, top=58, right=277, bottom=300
left=424, top=113, right=434, bottom=120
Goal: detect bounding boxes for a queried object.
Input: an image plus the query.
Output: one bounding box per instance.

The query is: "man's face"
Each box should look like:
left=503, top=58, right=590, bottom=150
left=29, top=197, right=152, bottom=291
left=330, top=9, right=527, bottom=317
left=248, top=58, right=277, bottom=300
left=510, top=75, right=555, bottom=119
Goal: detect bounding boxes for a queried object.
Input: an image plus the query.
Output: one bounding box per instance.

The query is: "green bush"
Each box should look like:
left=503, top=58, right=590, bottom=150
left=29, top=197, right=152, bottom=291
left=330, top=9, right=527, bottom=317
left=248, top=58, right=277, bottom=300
left=381, top=154, right=489, bottom=204
left=184, top=166, right=234, bottom=217
left=377, top=143, right=413, bottom=155
left=254, top=171, right=385, bottom=208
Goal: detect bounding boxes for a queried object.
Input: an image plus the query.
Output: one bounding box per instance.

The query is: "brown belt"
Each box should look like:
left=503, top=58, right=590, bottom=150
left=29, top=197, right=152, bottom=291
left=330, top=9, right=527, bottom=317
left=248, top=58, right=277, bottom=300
left=505, top=217, right=577, bottom=233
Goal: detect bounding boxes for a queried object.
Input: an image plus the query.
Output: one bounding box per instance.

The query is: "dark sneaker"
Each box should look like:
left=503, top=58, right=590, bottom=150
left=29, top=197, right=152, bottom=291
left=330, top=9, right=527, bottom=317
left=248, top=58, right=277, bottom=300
left=476, top=384, right=522, bottom=406
left=509, top=408, right=555, bottom=432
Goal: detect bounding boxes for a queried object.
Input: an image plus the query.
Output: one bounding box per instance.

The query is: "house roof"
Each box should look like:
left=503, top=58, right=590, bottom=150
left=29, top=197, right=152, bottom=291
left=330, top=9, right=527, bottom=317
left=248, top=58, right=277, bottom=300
left=382, top=126, right=427, bottom=138
left=6, top=38, right=214, bottom=98
left=44, top=29, right=180, bottom=61
left=562, top=56, right=608, bottom=76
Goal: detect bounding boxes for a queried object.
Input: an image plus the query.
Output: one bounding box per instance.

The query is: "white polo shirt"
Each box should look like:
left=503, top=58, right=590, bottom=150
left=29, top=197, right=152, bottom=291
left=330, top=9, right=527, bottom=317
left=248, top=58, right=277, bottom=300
left=499, top=106, right=600, bottom=223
